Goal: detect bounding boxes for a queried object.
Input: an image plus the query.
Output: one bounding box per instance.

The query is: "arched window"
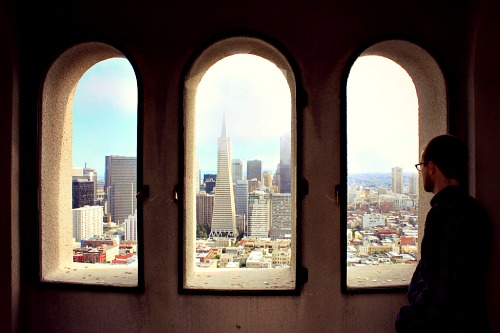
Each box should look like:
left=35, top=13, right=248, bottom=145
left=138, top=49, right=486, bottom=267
left=343, top=40, right=447, bottom=292
left=183, top=37, right=299, bottom=292
left=40, top=43, right=142, bottom=288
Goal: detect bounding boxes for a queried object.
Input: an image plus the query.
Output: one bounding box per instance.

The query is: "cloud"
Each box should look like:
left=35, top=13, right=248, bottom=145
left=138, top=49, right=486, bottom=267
left=347, top=56, right=419, bottom=174
left=195, top=54, right=292, bottom=172
left=74, top=58, right=138, bottom=114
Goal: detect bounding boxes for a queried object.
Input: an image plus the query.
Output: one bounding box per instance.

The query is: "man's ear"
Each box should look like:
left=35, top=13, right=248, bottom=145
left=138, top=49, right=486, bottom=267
left=428, top=161, right=436, bottom=175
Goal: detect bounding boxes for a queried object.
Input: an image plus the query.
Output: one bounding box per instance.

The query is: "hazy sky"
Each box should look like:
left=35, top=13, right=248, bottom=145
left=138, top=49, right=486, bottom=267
left=347, top=56, right=419, bottom=174
left=195, top=54, right=291, bottom=175
left=72, top=54, right=418, bottom=179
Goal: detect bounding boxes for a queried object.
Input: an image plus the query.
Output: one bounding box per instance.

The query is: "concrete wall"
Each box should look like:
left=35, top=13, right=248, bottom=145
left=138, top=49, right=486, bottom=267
left=2, top=0, right=499, bottom=332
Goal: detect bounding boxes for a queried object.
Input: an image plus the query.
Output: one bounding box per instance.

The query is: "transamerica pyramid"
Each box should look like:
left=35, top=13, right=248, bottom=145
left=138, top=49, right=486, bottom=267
left=209, top=114, right=237, bottom=238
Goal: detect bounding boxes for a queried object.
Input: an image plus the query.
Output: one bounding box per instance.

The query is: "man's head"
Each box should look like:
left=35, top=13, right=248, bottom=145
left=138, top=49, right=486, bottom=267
left=419, top=134, right=468, bottom=193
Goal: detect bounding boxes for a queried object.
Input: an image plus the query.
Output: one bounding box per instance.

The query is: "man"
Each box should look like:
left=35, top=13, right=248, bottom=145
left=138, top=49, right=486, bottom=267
left=396, top=135, right=492, bottom=333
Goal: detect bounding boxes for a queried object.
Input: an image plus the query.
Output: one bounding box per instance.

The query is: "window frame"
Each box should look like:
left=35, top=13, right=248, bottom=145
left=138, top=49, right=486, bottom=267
left=38, top=42, right=144, bottom=292
left=180, top=35, right=307, bottom=295
left=341, top=39, right=448, bottom=293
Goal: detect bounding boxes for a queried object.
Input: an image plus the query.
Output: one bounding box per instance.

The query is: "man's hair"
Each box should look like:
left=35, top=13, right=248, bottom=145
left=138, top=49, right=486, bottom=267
left=422, top=134, right=468, bottom=183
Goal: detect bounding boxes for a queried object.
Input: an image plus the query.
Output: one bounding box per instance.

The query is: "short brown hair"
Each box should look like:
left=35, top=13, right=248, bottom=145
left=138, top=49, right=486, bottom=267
left=422, top=134, right=468, bottom=184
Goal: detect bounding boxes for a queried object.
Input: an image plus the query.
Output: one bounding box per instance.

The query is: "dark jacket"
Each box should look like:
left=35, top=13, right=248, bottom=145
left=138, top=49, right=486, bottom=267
left=396, top=186, right=492, bottom=333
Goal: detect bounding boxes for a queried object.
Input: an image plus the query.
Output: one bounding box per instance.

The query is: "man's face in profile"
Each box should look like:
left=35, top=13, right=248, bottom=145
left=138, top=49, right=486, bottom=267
left=421, top=148, right=434, bottom=193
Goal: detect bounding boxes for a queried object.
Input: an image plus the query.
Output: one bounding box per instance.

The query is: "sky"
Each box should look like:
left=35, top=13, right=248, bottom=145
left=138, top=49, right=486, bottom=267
left=72, top=58, right=138, bottom=178
left=72, top=54, right=418, bottom=179
left=195, top=54, right=291, bottom=175
left=347, top=56, right=418, bottom=174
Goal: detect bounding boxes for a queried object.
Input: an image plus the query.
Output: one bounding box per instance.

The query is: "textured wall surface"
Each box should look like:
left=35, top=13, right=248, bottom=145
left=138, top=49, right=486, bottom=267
left=2, top=0, right=499, bottom=332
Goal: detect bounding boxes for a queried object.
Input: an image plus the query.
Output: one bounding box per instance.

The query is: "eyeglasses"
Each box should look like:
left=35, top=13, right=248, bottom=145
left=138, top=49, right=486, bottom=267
left=415, top=162, right=429, bottom=171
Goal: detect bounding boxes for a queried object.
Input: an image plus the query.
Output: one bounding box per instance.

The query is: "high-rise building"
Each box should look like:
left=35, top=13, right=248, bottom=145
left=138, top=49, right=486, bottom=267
left=72, top=179, right=95, bottom=208
left=262, top=171, right=273, bottom=191
left=210, top=115, right=237, bottom=238
left=248, top=178, right=260, bottom=193
left=203, top=174, right=217, bottom=183
left=125, top=210, right=138, bottom=241
left=279, top=133, right=291, bottom=193
left=96, top=178, right=106, bottom=206
left=205, top=178, right=216, bottom=193
left=72, top=165, right=98, bottom=204
left=392, top=167, right=403, bottom=194
left=196, top=192, right=214, bottom=227
left=83, top=165, right=98, bottom=201
left=270, top=193, right=292, bottom=239
left=72, top=205, right=104, bottom=241
left=408, top=173, right=418, bottom=195
left=248, top=190, right=270, bottom=239
left=247, top=159, right=262, bottom=182
left=235, top=215, right=246, bottom=236
left=232, top=159, right=243, bottom=183
left=105, top=155, right=137, bottom=223
left=235, top=179, right=248, bottom=217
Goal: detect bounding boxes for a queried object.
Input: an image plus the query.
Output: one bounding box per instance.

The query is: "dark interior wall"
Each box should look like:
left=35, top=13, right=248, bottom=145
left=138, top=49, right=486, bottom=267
left=471, top=1, right=500, bottom=332
left=2, top=0, right=496, bottom=332
left=0, top=2, right=18, bottom=332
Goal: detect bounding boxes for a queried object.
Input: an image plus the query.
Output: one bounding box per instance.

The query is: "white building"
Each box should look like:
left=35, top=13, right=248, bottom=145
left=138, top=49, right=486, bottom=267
left=72, top=205, right=104, bottom=241
left=125, top=209, right=138, bottom=241
left=379, top=193, right=414, bottom=209
left=246, top=250, right=272, bottom=268
left=392, top=166, right=403, bottom=194
left=362, top=213, right=386, bottom=228
left=248, top=190, right=270, bottom=239
left=232, top=159, right=243, bottom=183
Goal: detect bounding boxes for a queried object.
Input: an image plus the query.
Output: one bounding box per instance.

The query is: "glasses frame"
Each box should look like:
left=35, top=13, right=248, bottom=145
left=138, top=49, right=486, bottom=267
left=415, top=161, right=429, bottom=171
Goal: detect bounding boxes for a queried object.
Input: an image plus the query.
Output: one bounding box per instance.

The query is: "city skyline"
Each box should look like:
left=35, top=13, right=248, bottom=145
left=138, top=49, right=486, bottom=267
left=72, top=55, right=418, bottom=178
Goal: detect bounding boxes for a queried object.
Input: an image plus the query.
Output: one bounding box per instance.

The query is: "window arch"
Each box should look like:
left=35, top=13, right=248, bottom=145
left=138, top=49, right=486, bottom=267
left=183, top=37, right=299, bottom=292
left=40, top=42, right=142, bottom=288
left=343, top=40, right=447, bottom=292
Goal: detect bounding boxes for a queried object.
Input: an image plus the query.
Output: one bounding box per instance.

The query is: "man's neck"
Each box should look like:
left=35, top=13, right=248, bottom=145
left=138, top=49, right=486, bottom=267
left=433, top=178, right=461, bottom=194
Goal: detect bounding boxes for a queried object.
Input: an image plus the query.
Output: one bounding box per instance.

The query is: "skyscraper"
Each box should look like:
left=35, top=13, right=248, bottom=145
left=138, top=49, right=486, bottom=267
left=105, top=155, right=137, bottom=223
left=72, top=165, right=98, bottom=204
left=248, top=190, right=270, bottom=239
left=392, top=167, right=403, bottom=194
left=263, top=171, right=273, bottom=189
left=196, top=192, right=215, bottom=227
left=72, top=179, right=95, bottom=208
left=210, top=115, right=237, bottom=238
left=247, top=159, right=262, bottom=181
left=270, top=193, right=292, bottom=239
left=279, top=133, right=291, bottom=193
left=235, top=179, right=249, bottom=217
left=408, top=173, right=418, bottom=195
left=232, top=159, right=243, bottom=183
left=125, top=210, right=138, bottom=241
